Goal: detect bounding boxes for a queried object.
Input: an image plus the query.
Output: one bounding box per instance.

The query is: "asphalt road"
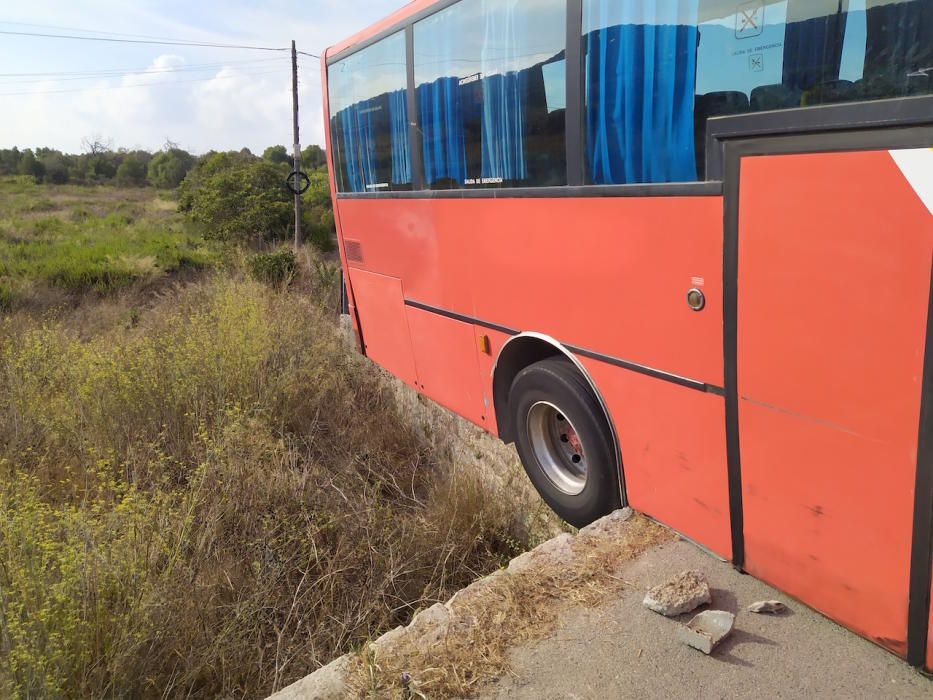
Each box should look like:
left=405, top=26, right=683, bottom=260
left=483, top=539, right=933, bottom=699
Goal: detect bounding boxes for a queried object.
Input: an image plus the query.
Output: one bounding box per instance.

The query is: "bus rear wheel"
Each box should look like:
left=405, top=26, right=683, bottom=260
left=509, top=357, right=621, bottom=528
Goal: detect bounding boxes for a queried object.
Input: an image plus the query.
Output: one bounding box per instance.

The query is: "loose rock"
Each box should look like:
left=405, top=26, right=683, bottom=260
left=748, top=600, right=787, bottom=615
left=677, top=610, right=736, bottom=655
left=643, top=570, right=711, bottom=617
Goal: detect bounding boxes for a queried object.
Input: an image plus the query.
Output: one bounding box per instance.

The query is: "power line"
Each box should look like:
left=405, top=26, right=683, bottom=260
left=0, top=28, right=290, bottom=52
left=0, top=20, right=240, bottom=45
left=296, top=50, right=320, bottom=59
left=0, top=56, right=284, bottom=79
left=0, top=58, right=287, bottom=85
left=0, top=67, right=304, bottom=97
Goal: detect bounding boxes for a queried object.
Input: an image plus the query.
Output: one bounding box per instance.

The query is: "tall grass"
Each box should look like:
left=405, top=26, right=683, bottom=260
left=0, top=177, right=215, bottom=309
left=0, top=272, right=528, bottom=697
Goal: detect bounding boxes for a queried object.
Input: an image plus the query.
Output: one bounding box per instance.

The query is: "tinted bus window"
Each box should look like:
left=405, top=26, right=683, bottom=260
left=584, top=2, right=701, bottom=186
left=329, top=31, right=411, bottom=193
left=413, top=0, right=567, bottom=190
left=584, top=0, right=933, bottom=185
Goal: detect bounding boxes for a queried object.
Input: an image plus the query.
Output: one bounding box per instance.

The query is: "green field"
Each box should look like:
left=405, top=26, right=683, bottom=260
left=0, top=176, right=214, bottom=309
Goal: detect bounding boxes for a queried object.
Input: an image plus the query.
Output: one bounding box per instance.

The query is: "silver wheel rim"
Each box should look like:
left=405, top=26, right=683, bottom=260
left=526, top=401, right=587, bottom=496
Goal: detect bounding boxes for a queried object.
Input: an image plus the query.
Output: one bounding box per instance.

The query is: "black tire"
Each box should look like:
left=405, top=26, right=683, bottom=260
left=510, top=357, right=621, bottom=528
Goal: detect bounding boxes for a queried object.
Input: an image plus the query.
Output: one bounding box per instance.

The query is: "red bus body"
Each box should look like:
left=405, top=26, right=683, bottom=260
left=323, top=0, right=933, bottom=670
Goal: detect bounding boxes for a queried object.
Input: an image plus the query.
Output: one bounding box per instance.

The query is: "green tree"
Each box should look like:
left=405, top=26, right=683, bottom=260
left=301, top=144, right=327, bottom=170
left=301, top=169, right=335, bottom=251
left=0, top=147, right=21, bottom=175
left=115, top=153, right=149, bottom=187
left=39, top=151, right=69, bottom=184
left=17, top=150, right=46, bottom=183
left=147, top=148, right=195, bottom=189
left=262, top=145, right=292, bottom=167
left=180, top=158, right=292, bottom=243
left=81, top=137, right=117, bottom=182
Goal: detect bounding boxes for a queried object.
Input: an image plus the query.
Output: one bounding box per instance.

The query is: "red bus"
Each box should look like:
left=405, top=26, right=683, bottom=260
left=322, top=0, right=933, bottom=669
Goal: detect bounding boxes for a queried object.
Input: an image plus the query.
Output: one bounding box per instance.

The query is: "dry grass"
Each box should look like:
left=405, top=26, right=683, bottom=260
left=350, top=514, right=673, bottom=699
left=0, top=260, right=540, bottom=698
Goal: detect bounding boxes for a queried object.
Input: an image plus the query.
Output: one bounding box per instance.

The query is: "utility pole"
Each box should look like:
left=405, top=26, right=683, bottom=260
left=291, top=39, right=302, bottom=249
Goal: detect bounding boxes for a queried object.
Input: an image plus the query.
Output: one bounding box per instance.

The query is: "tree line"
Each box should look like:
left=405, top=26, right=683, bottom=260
left=0, top=140, right=327, bottom=189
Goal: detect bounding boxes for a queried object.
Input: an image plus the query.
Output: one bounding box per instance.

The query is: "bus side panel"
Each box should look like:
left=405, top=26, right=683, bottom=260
left=336, top=199, right=476, bottom=316
left=582, top=358, right=732, bottom=560
left=338, top=195, right=724, bottom=389
left=405, top=306, right=487, bottom=427
left=347, top=269, right=419, bottom=388
left=468, top=196, right=725, bottom=388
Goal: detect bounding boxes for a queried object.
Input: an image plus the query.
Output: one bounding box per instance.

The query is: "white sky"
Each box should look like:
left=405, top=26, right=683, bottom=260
left=0, top=0, right=401, bottom=153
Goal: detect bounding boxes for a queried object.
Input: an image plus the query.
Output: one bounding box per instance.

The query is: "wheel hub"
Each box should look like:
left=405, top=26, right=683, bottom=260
left=526, top=401, right=588, bottom=496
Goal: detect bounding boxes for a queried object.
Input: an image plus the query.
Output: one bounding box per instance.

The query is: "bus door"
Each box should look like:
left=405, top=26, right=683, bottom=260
left=726, top=134, right=933, bottom=658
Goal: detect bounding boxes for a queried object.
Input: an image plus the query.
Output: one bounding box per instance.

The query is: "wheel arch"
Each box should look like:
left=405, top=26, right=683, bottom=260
left=491, top=332, right=627, bottom=504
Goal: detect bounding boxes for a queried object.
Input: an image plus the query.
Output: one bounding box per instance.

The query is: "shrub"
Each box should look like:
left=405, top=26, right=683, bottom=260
left=246, top=249, right=297, bottom=287
left=40, top=153, right=70, bottom=185
left=17, top=150, right=45, bottom=183
left=0, top=277, right=530, bottom=697
left=147, top=148, right=195, bottom=189
left=301, top=169, right=336, bottom=252
left=115, top=154, right=148, bottom=187
left=179, top=158, right=292, bottom=243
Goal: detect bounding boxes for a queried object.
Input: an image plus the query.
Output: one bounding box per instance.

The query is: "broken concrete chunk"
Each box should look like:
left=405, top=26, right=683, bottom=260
left=748, top=600, right=787, bottom=615
left=532, top=532, right=574, bottom=561
left=643, top=570, right=712, bottom=617
left=579, top=507, right=633, bottom=538
left=405, top=602, right=450, bottom=648
left=677, top=610, right=736, bottom=655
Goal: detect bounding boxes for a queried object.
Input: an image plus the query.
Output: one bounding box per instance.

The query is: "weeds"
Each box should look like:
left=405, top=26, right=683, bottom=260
left=246, top=248, right=298, bottom=287
left=0, top=273, right=532, bottom=697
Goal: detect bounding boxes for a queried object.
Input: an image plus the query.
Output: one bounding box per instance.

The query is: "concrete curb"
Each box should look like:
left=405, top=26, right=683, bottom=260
left=267, top=508, right=634, bottom=699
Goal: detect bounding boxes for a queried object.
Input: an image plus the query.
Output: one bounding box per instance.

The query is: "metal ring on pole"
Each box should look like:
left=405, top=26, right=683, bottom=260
left=286, top=170, right=311, bottom=195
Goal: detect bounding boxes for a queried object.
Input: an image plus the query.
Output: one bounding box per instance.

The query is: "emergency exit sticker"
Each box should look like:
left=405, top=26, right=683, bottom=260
left=735, top=0, right=765, bottom=39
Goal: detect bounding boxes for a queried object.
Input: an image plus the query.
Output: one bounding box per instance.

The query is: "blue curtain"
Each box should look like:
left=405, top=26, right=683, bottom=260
left=418, top=77, right=468, bottom=185
left=337, top=101, right=377, bottom=193
left=585, top=0, right=698, bottom=185
left=388, top=89, right=411, bottom=185
left=864, top=0, right=933, bottom=88
left=481, top=72, right=527, bottom=181
left=782, top=1, right=848, bottom=91
left=480, top=0, right=528, bottom=182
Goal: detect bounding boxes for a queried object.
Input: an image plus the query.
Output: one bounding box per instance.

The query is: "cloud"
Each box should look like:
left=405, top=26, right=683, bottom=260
left=0, top=0, right=401, bottom=153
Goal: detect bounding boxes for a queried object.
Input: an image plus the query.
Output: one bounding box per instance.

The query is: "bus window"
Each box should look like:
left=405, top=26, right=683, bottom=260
left=413, top=0, right=567, bottom=190
left=583, top=0, right=932, bottom=186
left=583, top=2, right=701, bottom=186
left=694, top=0, right=932, bottom=175
left=328, top=31, right=411, bottom=193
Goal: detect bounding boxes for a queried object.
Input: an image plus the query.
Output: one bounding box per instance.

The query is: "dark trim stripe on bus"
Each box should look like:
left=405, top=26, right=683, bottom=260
left=909, top=264, right=933, bottom=668
left=403, top=298, right=726, bottom=396
left=336, top=181, right=723, bottom=200
left=722, top=123, right=933, bottom=667
left=405, top=25, right=425, bottom=192
left=565, top=0, right=584, bottom=188
left=707, top=95, right=933, bottom=182
left=404, top=298, right=519, bottom=337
